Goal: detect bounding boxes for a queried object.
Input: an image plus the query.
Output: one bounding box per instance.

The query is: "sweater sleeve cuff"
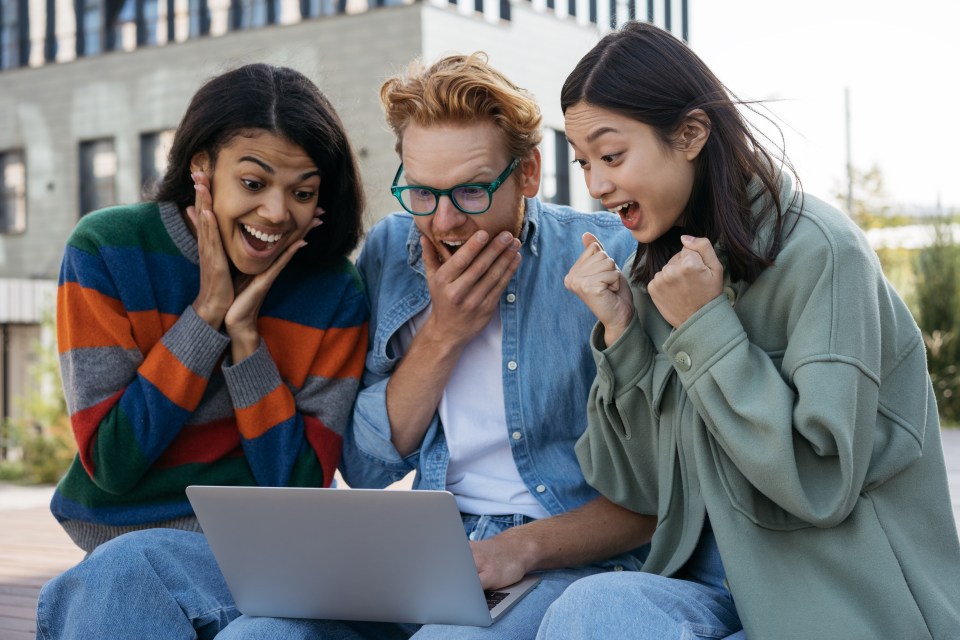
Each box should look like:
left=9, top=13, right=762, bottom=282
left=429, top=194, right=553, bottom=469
left=222, top=339, right=283, bottom=408
left=161, top=304, right=230, bottom=378
left=663, top=294, right=747, bottom=384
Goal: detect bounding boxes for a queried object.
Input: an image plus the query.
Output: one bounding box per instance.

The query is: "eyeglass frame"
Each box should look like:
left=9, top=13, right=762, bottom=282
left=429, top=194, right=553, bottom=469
left=389, top=157, right=521, bottom=216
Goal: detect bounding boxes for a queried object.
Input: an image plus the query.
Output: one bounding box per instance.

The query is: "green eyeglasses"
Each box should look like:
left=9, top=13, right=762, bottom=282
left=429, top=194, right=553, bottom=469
left=390, top=158, right=520, bottom=216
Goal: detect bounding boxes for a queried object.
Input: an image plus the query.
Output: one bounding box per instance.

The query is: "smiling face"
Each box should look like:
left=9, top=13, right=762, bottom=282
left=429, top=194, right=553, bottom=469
left=564, top=101, right=705, bottom=244
left=399, top=121, right=540, bottom=262
left=190, top=131, right=321, bottom=275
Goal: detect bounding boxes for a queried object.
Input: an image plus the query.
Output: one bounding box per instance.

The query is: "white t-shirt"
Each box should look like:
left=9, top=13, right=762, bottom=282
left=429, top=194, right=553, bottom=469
left=399, top=305, right=549, bottom=519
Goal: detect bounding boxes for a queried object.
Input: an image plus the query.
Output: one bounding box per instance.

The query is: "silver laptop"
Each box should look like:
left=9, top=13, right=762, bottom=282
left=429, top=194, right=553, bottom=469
left=185, top=485, right=541, bottom=627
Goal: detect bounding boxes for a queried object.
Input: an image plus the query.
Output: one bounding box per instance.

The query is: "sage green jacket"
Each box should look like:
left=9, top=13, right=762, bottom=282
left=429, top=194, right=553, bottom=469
left=576, top=179, right=960, bottom=639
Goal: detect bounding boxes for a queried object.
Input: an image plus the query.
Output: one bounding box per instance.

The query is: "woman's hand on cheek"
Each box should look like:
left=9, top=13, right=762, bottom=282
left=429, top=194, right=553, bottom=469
left=648, top=235, right=724, bottom=329
left=188, top=171, right=234, bottom=330
left=224, top=215, right=322, bottom=361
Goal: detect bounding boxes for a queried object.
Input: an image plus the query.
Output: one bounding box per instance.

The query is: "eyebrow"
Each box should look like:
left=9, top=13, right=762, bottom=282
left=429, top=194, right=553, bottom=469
left=585, top=126, right=621, bottom=144
left=404, top=169, right=490, bottom=187
left=239, top=155, right=320, bottom=181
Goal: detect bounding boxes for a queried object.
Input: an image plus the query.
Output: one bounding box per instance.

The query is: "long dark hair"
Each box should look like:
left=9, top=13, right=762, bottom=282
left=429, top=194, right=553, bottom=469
left=561, top=21, right=798, bottom=285
left=154, top=63, right=365, bottom=267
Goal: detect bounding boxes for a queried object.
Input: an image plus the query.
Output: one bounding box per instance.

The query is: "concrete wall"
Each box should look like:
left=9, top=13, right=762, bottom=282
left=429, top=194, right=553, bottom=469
left=0, top=4, right=425, bottom=279
left=0, top=2, right=605, bottom=280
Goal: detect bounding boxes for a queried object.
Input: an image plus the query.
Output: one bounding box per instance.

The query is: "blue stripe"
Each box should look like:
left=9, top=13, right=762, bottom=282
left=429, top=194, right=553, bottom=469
left=120, top=375, right=194, bottom=460
left=241, top=415, right=303, bottom=486
left=264, top=267, right=367, bottom=329
left=51, top=491, right=194, bottom=526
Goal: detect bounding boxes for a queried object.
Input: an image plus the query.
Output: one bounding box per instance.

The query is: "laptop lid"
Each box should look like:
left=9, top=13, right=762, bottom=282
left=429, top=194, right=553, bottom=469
left=185, top=485, right=540, bottom=627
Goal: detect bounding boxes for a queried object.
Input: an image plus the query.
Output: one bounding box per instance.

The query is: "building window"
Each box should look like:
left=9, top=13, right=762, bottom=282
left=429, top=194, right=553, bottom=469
left=230, top=0, right=277, bottom=28
left=539, top=129, right=570, bottom=206
left=0, top=0, right=27, bottom=69
left=77, top=0, right=104, bottom=55
left=79, top=139, right=117, bottom=217
left=0, top=150, right=26, bottom=234
left=140, top=129, right=174, bottom=198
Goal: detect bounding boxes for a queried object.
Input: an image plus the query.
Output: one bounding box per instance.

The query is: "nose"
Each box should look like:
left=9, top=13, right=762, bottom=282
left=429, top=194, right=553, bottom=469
left=586, top=167, right=612, bottom=201
left=431, top=194, right=466, bottom=233
left=258, top=190, right=289, bottom=225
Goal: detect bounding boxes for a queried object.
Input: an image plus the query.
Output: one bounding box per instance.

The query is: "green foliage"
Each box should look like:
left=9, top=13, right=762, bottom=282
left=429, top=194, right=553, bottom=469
left=913, top=221, right=960, bottom=423
left=0, top=308, right=75, bottom=484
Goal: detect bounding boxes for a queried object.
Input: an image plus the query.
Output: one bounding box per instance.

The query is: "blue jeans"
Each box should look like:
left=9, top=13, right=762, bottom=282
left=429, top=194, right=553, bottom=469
left=537, top=527, right=743, bottom=640
left=36, top=529, right=237, bottom=640
left=36, top=515, right=633, bottom=639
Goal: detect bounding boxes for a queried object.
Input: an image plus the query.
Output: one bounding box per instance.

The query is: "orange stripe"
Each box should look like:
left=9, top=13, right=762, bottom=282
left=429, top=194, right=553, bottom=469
left=57, top=283, right=137, bottom=352
left=260, top=317, right=323, bottom=386
left=235, top=384, right=295, bottom=440
left=126, top=310, right=180, bottom=353
left=139, top=342, right=208, bottom=411
left=260, top=320, right=367, bottom=384
left=313, top=325, right=368, bottom=380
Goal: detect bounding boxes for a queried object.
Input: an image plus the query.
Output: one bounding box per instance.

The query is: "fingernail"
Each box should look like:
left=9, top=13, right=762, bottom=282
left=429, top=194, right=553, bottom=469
left=476, top=231, right=489, bottom=243
left=315, top=207, right=326, bottom=216
left=681, top=235, right=694, bottom=242
left=499, top=232, right=513, bottom=244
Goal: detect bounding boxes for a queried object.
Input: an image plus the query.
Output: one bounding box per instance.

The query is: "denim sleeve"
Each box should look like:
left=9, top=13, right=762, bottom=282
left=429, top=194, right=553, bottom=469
left=339, top=369, right=427, bottom=488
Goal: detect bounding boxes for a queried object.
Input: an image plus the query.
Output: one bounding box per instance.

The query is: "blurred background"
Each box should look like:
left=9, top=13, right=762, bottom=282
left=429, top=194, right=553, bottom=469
left=0, top=0, right=957, bottom=485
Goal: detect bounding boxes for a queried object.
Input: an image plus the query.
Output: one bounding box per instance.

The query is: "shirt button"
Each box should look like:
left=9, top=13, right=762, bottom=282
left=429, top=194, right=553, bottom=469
left=723, top=286, right=736, bottom=305
left=512, top=431, right=522, bottom=441
left=506, top=293, right=517, bottom=303
left=469, top=531, right=479, bottom=541
left=535, top=484, right=546, bottom=493
left=674, top=351, right=692, bottom=371
left=613, top=565, right=624, bottom=572
left=507, top=360, right=518, bottom=371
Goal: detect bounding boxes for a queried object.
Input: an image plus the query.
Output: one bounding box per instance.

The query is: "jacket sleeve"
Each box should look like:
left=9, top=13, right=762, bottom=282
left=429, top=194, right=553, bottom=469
left=578, top=217, right=929, bottom=529
left=226, top=276, right=369, bottom=489
left=58, top=244, right=228, bottom=495
left=661, top=229, right=927, bottom=528
left=575, top=314, right=663, bottom=516
left=664, top=295, right=925, bottom=527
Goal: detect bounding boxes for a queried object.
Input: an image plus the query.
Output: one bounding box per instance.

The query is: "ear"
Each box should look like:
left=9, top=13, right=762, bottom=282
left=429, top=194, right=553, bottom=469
left=677, top=109, right=711, bottom=161
left=517, top=147, right=542, bottom=198
left=190, top=151, right=211, bottom=174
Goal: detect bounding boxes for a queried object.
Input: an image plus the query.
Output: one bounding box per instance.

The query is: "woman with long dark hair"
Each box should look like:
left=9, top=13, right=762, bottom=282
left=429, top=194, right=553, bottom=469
left=543, top=21, right=960, bottom=639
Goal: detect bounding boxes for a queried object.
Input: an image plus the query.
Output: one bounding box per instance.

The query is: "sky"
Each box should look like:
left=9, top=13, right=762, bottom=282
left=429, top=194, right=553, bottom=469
left=687, top=0, right=959, bottom=213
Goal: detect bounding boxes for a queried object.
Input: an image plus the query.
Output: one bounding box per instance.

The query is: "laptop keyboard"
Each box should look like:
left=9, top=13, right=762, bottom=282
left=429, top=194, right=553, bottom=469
left=485, top=590, right=509, bottom=610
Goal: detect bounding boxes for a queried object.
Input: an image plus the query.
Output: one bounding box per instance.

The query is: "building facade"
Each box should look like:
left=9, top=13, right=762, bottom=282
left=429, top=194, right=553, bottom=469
left=0, top=0, right=686, bottom=440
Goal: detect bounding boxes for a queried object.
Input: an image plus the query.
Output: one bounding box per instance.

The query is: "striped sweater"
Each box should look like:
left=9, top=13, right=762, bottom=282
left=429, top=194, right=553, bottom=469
left=51, top=201, right=368, bottom=551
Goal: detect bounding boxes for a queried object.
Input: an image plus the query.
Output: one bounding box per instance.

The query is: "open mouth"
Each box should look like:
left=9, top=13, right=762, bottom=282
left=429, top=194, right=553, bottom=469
left=608, top=201, right=640, bottom=226
left=241, top=223, right=284, bottom=253
left=440, top=239, right=465, bottom=255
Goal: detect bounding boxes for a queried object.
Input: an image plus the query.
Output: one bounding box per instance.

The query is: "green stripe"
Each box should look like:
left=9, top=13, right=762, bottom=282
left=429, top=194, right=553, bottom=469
left=68, top=203, right=182, bottom=256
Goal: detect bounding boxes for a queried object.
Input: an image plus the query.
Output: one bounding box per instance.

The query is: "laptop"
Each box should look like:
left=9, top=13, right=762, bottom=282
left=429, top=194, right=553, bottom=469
left=185, top=485, right=541, bottom=627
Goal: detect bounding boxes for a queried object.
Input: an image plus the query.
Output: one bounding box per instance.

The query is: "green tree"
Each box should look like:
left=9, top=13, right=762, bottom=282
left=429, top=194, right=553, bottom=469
left=0, top=308, right=75, bottom=484
left=914, top=220, right=960, bottom=424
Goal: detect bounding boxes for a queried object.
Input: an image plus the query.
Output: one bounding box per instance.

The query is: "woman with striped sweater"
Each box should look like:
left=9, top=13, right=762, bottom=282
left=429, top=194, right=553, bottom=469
left=36, top=63, right=368, bottom=639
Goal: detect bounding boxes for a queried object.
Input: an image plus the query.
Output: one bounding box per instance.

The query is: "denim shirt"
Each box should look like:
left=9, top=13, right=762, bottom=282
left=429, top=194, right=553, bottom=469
left=341, top=197, right=637, bottom=519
